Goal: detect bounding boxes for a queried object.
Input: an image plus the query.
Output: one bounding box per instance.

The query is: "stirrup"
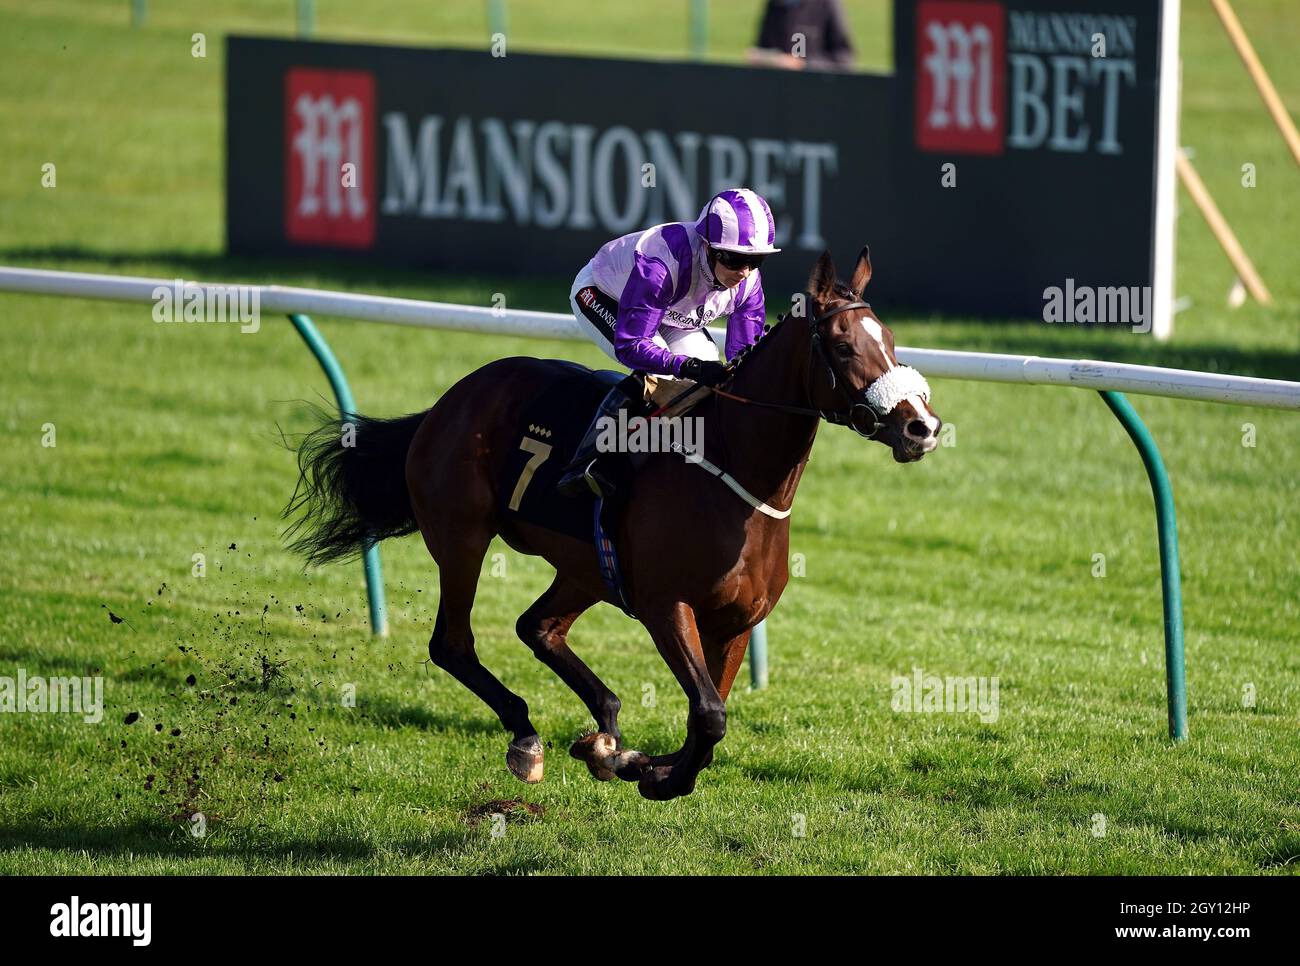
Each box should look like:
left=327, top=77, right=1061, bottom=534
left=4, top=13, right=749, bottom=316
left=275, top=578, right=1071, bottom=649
left=582, top=459, right=617, bottom=499
left=559, top=457, right=615, bottom=499
left=557, top=458, right=595, bottom=496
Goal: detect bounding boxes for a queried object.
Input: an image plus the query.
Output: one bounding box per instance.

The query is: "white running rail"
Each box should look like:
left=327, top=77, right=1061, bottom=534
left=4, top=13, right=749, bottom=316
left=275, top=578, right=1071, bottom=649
left=3, top=266, right=1298, bottom=411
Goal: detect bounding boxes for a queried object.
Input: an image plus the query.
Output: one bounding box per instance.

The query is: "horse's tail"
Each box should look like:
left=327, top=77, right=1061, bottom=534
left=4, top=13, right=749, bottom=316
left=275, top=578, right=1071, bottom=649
left=283, top=406, right=429, bottom=566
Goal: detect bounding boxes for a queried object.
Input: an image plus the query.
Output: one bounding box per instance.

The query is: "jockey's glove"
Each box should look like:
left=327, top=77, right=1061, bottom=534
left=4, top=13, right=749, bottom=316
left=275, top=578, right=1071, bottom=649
left=679, top=358, right=729, bottom=387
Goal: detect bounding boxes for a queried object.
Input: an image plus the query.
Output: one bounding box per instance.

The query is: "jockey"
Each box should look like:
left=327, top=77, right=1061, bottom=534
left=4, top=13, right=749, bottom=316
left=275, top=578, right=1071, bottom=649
left=558, top=187, right=781, bottom=498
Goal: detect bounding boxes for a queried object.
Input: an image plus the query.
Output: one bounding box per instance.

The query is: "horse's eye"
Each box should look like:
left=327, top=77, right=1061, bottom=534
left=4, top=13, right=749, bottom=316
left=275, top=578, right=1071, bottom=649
left=835, top=343, right=855, bottom=358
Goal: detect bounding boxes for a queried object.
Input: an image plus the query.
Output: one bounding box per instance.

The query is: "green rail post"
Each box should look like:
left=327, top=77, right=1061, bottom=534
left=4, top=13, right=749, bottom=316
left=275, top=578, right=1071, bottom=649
left=488, top=0, right=508, bottom=39
left=1099, top=390, right=1188, bottom=741
left=131, top=0, right=146, bottom=27
left=690, top=0, right=709, bottom=59
left=297, top=0, right=315, bottom=38
left=297, top=0, right=314, bottom=37
left=288, top=314, right=389, bottom=637
left=749, top=619, right=769, bottom=689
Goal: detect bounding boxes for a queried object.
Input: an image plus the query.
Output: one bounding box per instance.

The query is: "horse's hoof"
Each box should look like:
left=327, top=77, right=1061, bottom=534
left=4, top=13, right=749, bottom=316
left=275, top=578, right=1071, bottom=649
left=570, top=733, right=648, bottom=782
left=570, top=733, right=615, bottom=780
left=507, top=736, right=544, bottom=783
left=611, top=750, right=651, bottom=781
left=637, top=766, right=679, bottom=801
left=570, top=731, right=617, bottom=761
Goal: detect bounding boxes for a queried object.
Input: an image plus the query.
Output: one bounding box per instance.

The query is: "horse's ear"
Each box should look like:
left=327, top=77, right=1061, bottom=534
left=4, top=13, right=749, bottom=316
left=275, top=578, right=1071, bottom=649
left=808, top=250, right=836, bottom=303
left=848, top=245, right=872, bottom=297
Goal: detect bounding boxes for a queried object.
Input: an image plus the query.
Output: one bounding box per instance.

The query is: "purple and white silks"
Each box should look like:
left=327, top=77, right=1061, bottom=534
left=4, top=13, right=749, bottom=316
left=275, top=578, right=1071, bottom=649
left=585, top=220, right=767, bottom=376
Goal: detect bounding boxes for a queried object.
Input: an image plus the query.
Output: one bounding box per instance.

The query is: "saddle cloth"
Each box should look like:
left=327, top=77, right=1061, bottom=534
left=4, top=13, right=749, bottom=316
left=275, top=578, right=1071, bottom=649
left=498, top=363, right=625, bottom=541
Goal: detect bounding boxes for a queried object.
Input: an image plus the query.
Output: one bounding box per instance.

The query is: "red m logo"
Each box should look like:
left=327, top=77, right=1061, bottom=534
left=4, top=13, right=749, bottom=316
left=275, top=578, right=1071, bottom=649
left=285, top=67, right=376, bottom=247
left=915, top=1, right=1006, bottom=155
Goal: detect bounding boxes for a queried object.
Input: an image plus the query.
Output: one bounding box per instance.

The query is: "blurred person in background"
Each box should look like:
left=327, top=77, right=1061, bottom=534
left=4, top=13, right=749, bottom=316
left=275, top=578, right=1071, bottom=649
left=748, top=0, right=855, bottom=71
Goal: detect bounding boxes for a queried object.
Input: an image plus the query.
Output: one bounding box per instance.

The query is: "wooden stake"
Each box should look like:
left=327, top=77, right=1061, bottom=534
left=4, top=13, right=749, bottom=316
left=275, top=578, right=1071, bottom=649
left=1210, top=0, right=1300, bottom=168
left=1175, top=150, right=1272, bottom=304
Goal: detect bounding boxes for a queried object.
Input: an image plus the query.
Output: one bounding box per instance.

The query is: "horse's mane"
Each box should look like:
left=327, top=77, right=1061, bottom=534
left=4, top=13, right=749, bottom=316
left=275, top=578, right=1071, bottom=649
left=726, top=281, right=856, bottom=375
left=725, top=317, right=785, bottom=372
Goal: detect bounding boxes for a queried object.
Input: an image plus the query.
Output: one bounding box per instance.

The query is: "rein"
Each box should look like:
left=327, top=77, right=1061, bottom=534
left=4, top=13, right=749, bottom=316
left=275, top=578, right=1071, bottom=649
left=660, top=293, right=929, bottom=519
left=711, top=299, right=889, bottom=439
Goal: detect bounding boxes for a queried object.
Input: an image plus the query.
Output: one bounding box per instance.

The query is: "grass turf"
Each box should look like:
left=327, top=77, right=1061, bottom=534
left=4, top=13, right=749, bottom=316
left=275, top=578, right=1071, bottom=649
left=0, top=1, right=1296, bottom=874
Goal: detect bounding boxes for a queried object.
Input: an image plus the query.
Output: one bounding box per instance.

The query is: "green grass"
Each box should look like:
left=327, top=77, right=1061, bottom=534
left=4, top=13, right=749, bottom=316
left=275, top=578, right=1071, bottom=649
left=0, top=1, right=1297, bottom=874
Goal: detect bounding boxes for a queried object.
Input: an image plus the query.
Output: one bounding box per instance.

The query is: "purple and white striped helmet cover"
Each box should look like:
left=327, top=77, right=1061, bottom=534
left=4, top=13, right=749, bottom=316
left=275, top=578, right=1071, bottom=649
left=695, top=188, right=782, bottom=254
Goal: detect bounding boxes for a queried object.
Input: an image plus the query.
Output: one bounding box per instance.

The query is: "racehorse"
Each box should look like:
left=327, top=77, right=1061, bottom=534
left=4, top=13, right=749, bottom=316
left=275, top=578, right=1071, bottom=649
left=285, top=247, right=941, bottom=801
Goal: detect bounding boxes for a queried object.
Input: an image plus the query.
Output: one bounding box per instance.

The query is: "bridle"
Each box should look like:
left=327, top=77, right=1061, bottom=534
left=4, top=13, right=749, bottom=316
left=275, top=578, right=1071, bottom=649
left=709, top=296, right=896, bottom=439
left=659, top=292, right=929, bottom=520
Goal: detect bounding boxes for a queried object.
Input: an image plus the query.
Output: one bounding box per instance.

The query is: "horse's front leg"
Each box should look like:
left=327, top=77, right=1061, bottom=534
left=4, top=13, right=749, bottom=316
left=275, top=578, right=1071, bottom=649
left=638, top=602, right=726, bottom=801
left=645, top=626, right=753, bottom=771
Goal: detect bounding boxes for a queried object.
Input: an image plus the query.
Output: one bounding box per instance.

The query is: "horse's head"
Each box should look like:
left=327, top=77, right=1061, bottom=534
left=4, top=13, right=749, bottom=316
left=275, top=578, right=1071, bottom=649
left=804, top=247, right=941, bottom=463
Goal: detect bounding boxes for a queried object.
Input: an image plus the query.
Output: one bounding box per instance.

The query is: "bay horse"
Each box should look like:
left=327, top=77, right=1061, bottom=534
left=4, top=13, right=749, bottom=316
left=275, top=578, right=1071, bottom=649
left=285, top=247, right=941, bottom=801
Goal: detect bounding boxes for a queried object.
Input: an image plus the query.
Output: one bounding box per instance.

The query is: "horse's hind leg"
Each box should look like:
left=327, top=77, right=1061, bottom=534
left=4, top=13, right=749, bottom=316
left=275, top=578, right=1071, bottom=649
left=516, top=579, right=650, bottom=782
left=426, top=529, right=543, bottom=783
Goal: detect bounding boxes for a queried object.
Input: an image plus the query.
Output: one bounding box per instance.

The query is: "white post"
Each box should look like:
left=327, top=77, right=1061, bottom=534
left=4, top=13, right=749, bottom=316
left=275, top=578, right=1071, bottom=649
left=1151, top=0, right=1182, bottom=341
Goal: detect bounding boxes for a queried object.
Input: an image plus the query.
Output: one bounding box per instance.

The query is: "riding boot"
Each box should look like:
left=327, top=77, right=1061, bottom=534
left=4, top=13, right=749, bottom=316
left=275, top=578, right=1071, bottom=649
left=557, top=377, right=643, bottom=499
